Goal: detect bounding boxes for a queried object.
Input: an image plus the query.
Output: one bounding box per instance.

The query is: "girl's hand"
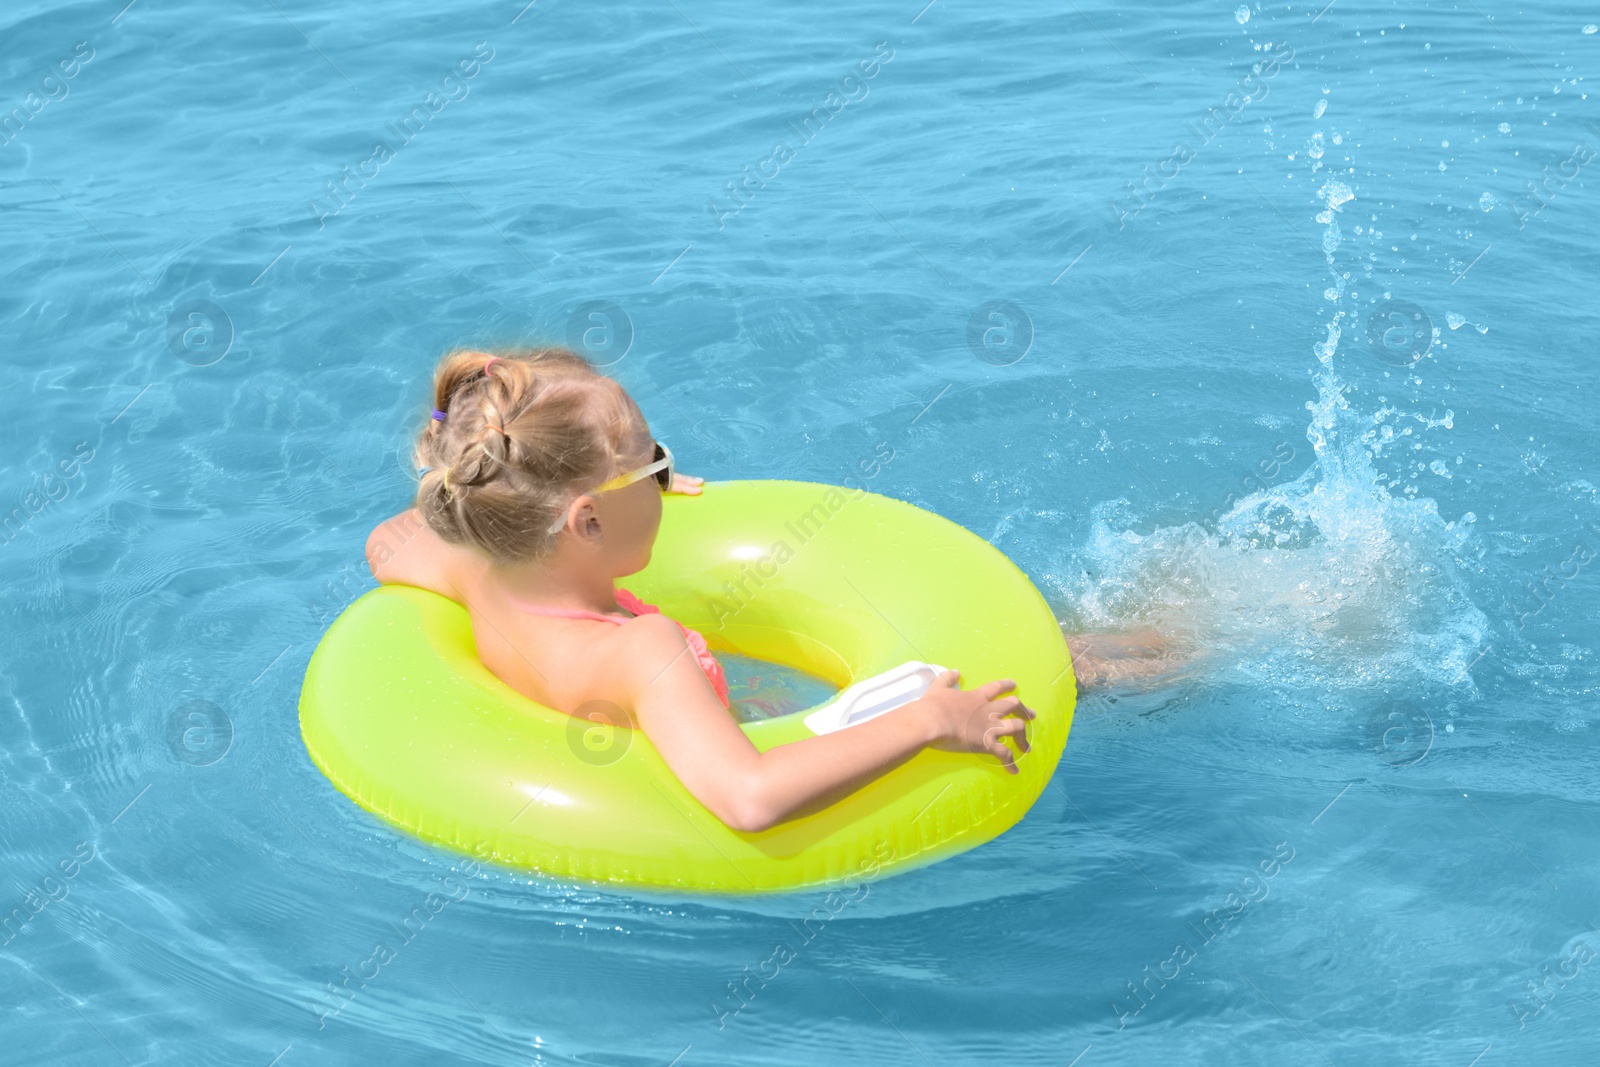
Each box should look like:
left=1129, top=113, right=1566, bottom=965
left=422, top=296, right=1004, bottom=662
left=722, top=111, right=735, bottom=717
left=921, top=670, right=1034, bottom=774
left=669, top=472, right=705, bottom=495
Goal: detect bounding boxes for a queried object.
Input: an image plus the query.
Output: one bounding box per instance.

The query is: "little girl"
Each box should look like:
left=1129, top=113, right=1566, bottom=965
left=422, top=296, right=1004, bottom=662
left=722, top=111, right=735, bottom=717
left=367, top=347, right=1168, bottom=832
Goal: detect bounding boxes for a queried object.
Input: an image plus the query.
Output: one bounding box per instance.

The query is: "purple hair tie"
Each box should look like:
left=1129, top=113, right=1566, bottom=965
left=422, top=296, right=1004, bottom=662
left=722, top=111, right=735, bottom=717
left=431, top=409, right=447, bottom=422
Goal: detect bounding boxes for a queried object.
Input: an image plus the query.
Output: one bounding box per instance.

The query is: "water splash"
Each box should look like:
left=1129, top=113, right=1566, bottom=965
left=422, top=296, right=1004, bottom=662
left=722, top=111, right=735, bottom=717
left=1059, top=147, right=1488, bottom=696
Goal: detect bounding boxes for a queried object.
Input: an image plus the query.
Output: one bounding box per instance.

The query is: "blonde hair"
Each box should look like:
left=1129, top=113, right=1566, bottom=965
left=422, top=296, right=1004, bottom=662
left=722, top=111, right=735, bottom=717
left=413, top=347, right=644, bottom=563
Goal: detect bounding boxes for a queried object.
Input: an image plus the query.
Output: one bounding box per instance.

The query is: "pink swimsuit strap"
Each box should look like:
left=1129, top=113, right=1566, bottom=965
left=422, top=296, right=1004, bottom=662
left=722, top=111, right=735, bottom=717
left=507, top=587, right=729, bottom=707
left=508, top=601, right=629, bottom=624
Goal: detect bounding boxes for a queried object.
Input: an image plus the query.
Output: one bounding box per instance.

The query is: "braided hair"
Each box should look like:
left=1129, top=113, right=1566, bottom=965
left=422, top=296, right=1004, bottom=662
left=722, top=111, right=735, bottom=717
left=413, top=347, right=644, bottom=563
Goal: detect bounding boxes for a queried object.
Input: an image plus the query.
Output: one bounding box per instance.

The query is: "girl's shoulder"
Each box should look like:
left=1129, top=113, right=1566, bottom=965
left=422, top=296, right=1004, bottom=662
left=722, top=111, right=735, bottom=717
left=600, top=612, right=691, bottom=690
left=608, top=609, right=689, bottom=654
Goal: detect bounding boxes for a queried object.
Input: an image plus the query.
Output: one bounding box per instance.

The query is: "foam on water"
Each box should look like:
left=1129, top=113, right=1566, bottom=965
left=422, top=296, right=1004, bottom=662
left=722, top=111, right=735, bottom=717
left=1059, top=142, right=1490, bottom=698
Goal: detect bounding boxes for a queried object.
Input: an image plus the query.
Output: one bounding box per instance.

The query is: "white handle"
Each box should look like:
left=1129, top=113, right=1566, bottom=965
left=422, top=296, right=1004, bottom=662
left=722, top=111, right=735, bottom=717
left=803, top=661, right=949, bottom=736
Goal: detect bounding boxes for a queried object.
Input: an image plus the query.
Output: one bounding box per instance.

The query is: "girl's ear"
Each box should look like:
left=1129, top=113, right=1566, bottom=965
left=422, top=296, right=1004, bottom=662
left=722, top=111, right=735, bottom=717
left=572, top=497, right=603, bottom=542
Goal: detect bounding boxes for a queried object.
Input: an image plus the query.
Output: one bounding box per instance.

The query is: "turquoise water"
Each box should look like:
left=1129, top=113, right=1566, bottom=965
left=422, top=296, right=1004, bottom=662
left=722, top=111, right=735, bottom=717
left=3, top=0, right=1598, bottom=1062
left=722, top=654, right=838, bottom=724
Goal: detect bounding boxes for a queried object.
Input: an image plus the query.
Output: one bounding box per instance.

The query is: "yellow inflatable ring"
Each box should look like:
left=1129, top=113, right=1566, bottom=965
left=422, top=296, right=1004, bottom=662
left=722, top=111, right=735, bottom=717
left=298, top=479, right=1076, bottom=893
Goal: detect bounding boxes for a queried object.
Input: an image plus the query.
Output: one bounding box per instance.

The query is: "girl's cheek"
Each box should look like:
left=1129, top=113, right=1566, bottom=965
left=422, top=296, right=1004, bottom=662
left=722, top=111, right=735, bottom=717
left=647, top=491, right=664, bottom=537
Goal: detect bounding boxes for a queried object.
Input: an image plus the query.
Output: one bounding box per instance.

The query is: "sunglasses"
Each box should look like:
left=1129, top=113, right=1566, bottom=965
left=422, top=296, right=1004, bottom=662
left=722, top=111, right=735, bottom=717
left=594, top=440, right=675, bottom=494
left=547, top=441, right=675, bottom=535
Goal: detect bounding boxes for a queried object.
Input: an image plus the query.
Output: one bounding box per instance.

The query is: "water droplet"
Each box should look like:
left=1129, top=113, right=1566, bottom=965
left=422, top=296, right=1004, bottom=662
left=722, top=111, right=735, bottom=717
left=1585, top=24, right=1597, bottom=34
left=1313, top=98, right=1327, bottom=119
left=1478, top=191, right=1497, bottom=211
left=1446, top=312, right=1466, bottom=330
left=1235, top=5, right=1250, bottom=23
left=1320, top=181, right=1355, bottom=209
left=1497, top=121, right=1511, bottom=133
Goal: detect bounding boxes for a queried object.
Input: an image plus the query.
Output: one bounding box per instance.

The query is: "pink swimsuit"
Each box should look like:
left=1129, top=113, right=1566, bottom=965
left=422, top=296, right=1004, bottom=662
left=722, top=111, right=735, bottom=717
left=509, top=587, right=730, bottom=707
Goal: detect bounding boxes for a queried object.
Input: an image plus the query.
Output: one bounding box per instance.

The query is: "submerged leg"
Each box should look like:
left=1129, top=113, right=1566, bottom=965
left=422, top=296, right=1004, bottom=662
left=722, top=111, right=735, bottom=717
left=1065, top=627, right=1195, bottom=691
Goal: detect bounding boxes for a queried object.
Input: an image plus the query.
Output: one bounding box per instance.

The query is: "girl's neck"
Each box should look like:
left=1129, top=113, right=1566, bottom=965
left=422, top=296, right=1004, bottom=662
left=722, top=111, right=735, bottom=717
left=487, top=552, right=620, bottom=615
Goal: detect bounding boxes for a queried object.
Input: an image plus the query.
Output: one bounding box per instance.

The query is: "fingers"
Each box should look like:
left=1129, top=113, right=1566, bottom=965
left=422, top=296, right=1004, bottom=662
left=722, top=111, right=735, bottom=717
left=974, top=677, right=1017, bottom=701
left=932, top=673, right=1038, bottom=778
left=979, top=692, right=1033, bottom=724
left=978, top=708, right=1032, bottom=774
left=983, top=694, right=1028, bottom=717
left=990, top=715, right=1029, bottom=739
left=981, top=716, right=1030, bottom=747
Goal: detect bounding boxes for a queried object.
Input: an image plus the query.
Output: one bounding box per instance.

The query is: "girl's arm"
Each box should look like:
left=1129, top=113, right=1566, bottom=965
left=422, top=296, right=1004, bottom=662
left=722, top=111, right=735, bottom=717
left=621, top=614, right=1031, bottom=832
left=365, top=508, right=480, bottom=601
